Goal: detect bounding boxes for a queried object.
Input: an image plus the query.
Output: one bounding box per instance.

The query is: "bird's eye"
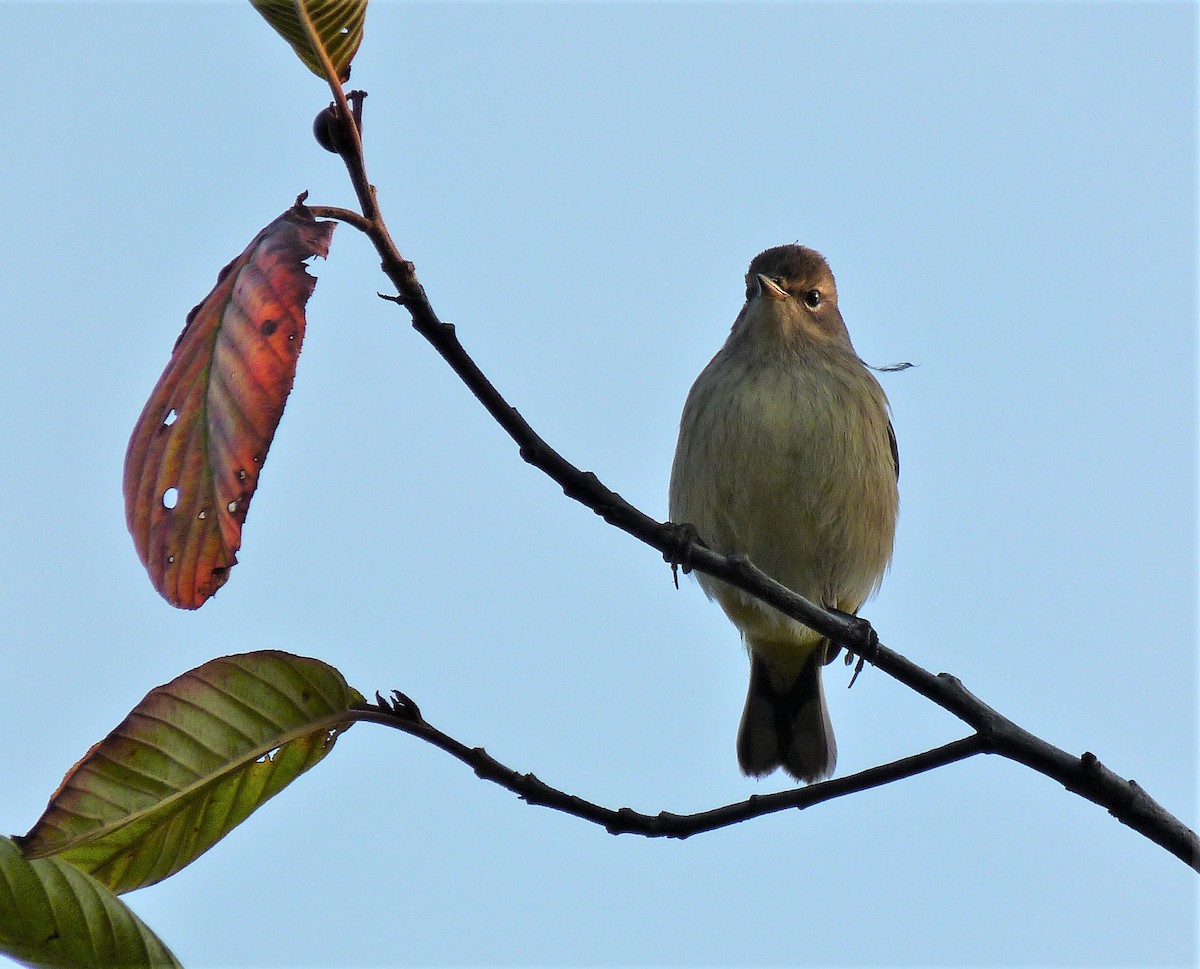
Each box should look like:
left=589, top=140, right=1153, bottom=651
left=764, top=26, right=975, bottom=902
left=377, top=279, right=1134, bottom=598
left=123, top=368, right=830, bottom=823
left=803, top=289, right=822, bottom=308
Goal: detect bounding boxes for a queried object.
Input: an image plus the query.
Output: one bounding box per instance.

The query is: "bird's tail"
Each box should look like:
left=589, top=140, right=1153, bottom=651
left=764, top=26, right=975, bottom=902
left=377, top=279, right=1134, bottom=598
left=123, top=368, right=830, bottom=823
left=736, top=645, right=837, bottom=783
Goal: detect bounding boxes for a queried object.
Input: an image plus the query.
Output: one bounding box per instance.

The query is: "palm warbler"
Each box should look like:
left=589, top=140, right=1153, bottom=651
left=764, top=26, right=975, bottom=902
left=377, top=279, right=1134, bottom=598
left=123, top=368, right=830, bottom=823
left=669, top=245, right=898, bottom=782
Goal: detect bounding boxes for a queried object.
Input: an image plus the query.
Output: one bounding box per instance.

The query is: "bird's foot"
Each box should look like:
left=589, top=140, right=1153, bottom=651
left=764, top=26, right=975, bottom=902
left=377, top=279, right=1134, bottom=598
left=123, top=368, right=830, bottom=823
left=664, top=522, right=705, bottom=589
left=827, top=608, right=879, bottom=689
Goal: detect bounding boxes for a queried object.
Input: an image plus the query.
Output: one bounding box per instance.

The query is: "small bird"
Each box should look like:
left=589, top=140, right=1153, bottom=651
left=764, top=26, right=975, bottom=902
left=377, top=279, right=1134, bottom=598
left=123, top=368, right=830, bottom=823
left=669, top=245, right=899, bottom=783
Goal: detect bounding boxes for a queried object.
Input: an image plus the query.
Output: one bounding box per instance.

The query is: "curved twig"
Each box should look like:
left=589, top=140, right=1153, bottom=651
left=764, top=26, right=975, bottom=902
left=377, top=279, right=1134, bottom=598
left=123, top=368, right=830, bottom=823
left=352, top=693, right=987, bottom=837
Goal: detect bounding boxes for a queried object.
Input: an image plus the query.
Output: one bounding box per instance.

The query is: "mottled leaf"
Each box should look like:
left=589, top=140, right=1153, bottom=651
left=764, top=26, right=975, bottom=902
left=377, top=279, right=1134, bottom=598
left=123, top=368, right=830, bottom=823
left=251, top=0, right=367, bottom=83
left=18, top=652, right=359, bottom=895
left=124, top=201, right=334, bottom=608
left=0, top=835, right=180, bottom=969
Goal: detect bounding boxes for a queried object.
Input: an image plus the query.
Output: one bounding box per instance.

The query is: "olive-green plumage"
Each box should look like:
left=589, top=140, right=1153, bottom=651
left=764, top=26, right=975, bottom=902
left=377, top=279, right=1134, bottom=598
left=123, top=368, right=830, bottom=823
left=669, top=245, right=898, bottom=782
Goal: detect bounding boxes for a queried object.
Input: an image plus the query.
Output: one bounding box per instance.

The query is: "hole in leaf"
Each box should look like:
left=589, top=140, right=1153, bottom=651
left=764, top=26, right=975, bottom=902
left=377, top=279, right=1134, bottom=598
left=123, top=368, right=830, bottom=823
left=163, top=409, right=178, bottom=426
left=256, top=746, right=281, bottom=764
left=197, top=509, right=206, bottom=520
left=227, top=500, right=238, bottom=513
left=237, top=469, right=247, bottom=482
left=162, top=488, right=179, bottom=509
left=167, top=555, right=175, bottom=564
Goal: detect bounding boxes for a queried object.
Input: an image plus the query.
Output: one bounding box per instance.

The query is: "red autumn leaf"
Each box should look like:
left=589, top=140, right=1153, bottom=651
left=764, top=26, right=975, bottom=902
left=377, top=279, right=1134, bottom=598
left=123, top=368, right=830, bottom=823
left=124, top=201, right=335, bottom=609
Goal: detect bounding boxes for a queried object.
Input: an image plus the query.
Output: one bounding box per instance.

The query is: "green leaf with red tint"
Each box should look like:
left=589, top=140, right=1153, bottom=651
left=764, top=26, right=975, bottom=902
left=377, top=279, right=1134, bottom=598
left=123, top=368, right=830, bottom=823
left=17, top=651, right=359, bottom=895
left=124, top=200, right=334, bottom=608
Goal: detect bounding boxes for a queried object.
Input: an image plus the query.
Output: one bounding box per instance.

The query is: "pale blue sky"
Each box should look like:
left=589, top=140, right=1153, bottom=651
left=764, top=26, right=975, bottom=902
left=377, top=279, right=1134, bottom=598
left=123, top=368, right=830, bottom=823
left=2, top=3, right=1196, bottom=967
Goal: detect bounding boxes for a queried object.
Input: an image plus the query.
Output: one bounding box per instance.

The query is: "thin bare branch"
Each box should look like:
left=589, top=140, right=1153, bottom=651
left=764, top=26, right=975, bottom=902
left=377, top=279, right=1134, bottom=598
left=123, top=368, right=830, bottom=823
left=352, top=694, right=987, bottom=838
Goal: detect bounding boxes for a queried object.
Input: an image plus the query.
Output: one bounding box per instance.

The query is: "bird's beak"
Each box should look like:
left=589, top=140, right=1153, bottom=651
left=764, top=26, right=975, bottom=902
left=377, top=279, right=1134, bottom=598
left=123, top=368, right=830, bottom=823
left=755, top=274, right=787, bottom=302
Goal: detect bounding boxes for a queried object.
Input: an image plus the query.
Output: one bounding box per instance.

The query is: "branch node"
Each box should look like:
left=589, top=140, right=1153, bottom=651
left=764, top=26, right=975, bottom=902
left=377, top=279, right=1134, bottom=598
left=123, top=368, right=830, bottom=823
left=469, top=747, right=498, bottom=780
left=561, top=470, right=602, bottom=502
left=605, top=806, right=643, bottom=836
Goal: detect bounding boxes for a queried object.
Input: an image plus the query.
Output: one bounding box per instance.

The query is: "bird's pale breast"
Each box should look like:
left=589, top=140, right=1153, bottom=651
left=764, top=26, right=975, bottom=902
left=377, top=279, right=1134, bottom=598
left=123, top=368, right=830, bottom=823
left=669, top=343, right=897, bottom=648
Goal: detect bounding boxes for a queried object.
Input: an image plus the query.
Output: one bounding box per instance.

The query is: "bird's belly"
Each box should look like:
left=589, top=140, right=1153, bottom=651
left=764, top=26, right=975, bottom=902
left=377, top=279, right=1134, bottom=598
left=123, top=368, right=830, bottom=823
left=690, top=376, right=896, bottom=643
